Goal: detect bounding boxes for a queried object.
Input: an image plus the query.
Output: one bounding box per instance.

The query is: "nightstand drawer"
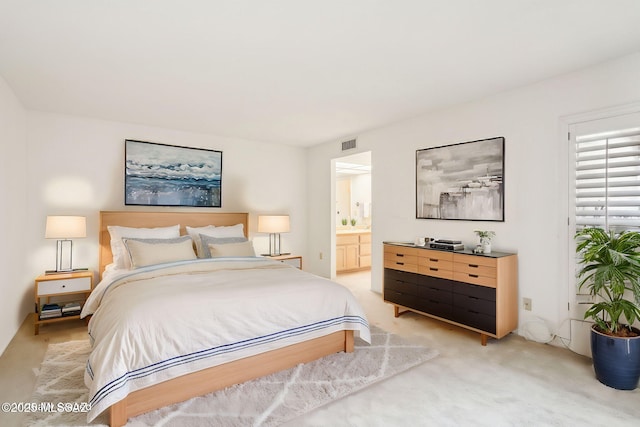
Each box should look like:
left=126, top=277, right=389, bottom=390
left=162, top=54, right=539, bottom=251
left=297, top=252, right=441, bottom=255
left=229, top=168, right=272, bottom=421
left=37, top=277, right=91, bottom=296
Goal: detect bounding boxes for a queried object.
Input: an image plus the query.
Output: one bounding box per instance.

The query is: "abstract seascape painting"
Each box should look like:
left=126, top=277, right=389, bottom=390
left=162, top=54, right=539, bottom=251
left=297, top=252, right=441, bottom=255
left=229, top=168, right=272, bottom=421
left=125, top=140, right=222, bottom=207
left=416, top=137, right=504, bottom=221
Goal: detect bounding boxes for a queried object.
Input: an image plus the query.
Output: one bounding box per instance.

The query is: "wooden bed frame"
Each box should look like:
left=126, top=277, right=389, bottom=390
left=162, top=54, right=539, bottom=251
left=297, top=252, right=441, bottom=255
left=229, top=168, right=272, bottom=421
left=97, top=211, right=354, bottom=427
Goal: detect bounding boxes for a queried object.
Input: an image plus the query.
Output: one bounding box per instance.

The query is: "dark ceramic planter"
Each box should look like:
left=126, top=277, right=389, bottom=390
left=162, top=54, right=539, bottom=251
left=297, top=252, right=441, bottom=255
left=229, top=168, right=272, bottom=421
left=590, top=326, right=640, bottom=390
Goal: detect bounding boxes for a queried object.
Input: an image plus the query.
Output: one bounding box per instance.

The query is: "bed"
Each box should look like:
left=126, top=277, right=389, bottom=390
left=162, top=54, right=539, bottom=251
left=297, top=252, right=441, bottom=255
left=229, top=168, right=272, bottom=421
left=83, top=211, right=370, bottom=426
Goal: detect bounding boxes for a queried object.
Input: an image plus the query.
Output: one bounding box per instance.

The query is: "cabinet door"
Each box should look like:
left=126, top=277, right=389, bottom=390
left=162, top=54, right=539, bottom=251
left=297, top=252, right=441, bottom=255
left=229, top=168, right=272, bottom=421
left=336, top=246, right=346, bottom=271
left=345, top=245, right=359, bottom=269
left=359, top=255, right=372, bottom=268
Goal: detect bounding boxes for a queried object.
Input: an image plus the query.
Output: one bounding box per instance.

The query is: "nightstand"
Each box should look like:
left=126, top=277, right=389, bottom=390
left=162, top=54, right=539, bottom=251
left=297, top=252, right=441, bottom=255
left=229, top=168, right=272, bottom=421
left=268, top=254, right=303, bottom=269
left=34, top=270, right=94, bottom=335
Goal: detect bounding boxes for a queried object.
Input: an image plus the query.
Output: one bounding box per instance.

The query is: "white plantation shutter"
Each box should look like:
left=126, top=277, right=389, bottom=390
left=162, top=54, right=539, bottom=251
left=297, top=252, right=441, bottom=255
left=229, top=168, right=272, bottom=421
left=575, top=127, right=640, bottom=231
left=564, top=111, right=640, bottom=325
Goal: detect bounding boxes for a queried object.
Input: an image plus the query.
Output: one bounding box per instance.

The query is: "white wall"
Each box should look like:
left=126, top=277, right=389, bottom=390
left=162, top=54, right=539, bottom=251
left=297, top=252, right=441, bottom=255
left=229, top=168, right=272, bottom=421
left=0, top=75, right=28, bottom=355
left=306, top=52, right=640, bottom=351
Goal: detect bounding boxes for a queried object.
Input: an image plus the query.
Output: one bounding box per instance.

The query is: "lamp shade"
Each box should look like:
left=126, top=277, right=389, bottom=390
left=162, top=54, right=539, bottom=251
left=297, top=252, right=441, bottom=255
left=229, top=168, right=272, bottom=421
left=45, top=216, right=87, bottom=239
left=258, top=215, right=290, bottom=233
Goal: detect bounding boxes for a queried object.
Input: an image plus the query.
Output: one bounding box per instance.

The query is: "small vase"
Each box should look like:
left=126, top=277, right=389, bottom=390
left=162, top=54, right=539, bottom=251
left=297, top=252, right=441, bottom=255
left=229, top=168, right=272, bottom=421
left=481, top=239, right=491, bottom=254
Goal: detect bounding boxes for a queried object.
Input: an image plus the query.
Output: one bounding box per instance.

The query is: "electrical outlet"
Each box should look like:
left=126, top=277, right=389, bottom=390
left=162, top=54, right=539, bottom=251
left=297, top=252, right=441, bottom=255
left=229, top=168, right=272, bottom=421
left=523, top=297, right=532, bottom=311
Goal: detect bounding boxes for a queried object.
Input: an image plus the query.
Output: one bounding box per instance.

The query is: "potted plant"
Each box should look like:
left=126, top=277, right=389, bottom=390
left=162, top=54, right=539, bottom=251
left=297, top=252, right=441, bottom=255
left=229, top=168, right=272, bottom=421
left=350, top=218, right=357, bottom=227
left=575, top=227, right=640, bottom=390
left=474, top=230, right=495, bottom=253
left=341, top=218, right=348, bottom=227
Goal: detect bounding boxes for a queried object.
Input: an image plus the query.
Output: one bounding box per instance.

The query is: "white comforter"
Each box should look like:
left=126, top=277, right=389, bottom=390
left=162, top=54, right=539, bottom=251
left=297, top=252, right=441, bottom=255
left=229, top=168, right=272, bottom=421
left=81, top=257, right=370, bottom=422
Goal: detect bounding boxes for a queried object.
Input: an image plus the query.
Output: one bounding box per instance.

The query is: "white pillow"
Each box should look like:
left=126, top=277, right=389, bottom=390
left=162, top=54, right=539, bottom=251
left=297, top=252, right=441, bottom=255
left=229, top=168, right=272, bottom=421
left=207, top=240, right=256, bottom=257
left=123, top=236, right=196, bottom=269
left=186, top=224, right=245, bottom=257
left=108, top=225, right=180, bottom=269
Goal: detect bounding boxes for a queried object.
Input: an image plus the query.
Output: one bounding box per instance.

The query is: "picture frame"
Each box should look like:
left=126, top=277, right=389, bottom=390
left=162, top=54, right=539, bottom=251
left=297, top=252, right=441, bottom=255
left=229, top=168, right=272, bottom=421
left=416, top=136, right=504, bottom=221
left=125, top=139, right=222, bottom=207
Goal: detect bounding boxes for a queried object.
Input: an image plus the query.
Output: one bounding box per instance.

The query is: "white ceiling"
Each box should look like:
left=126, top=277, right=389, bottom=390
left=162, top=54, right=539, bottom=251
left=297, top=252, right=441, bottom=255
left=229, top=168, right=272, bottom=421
left=1, top=1, right=640, bottom=147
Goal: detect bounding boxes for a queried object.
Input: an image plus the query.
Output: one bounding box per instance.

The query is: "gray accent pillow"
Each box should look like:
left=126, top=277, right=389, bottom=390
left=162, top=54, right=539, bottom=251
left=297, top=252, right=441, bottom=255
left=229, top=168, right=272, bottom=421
left=199, top=235, right=248, bottom=258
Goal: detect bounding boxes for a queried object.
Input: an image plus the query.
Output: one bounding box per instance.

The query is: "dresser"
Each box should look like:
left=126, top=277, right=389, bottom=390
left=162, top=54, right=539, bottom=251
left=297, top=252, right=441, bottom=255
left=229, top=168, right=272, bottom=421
left=383, top=242, right=518, bottom=345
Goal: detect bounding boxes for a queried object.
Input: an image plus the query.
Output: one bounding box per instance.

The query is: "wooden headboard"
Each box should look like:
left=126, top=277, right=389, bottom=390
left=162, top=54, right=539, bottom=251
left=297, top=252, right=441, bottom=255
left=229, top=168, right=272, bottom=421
left=99, top=211, right=249, bottom=276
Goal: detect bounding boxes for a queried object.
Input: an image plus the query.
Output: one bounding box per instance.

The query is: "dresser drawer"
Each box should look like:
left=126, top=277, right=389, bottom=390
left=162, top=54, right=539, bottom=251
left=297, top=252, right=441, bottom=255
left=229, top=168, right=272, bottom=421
left=420, top=258, right=454, bottom=271
left=454, top=262, right=496, bottom=278
left=384, top=245, right=418, bottom=256
left=385, top=268, right=418, bottom=284
left=453, top=282, right=496, bottom=301
left=453, top=253, right=496, bottom=268
left=415, top=298, right=453, bottom=320
left=418, top=285, right=453, bottom=306
left=418, top=263, right=454, bottom=279
left=418, top=249, right=453, bottom=262
left=453, top=271, right=497, bottom=288
left=453, top=293, right=496, bottom=317
left=453, top=307, right=496, bottom=334
left=384, top=257, right=418, bottom=273
left=385, top=270, right=419, bottom=296
left=37, top=277, right=91, bottom=296
left=384, top=289, right=416, bottom=308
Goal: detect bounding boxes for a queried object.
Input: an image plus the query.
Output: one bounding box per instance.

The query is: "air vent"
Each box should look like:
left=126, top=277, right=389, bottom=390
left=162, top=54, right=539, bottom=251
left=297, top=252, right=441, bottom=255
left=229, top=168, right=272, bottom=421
left=341, top=139, right=357, bottom=151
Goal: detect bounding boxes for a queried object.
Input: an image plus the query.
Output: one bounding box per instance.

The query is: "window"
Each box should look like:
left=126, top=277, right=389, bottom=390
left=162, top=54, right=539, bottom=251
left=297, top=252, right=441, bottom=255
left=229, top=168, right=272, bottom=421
left=573, top=125, right=640, bottom=232
left=563, top=110, right=640, bottom=334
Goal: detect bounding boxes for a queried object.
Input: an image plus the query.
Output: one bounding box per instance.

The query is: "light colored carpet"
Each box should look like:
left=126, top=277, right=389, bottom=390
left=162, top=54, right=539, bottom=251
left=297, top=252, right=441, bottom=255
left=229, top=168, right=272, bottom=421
left=25, top=326, right=437, bottom=426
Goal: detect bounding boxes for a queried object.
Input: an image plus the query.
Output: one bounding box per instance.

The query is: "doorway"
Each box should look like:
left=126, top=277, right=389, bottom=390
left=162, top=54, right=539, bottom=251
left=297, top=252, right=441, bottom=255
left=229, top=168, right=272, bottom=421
left=333, top=151, right=372, bottom=278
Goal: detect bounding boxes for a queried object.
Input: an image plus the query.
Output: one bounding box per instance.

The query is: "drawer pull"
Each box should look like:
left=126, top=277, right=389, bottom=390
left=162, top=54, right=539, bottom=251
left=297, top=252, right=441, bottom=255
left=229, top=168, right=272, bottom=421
left=429, top=258, right=438, bottom=262
left=396, top=262, right=405, bottom=266
left=396, top=253, right=404, bottom=257
left=469, top=274, right=479, bottom=278
left=429, top=267, right=438, bottom=271
left=468, top=264, right=479, bottom=268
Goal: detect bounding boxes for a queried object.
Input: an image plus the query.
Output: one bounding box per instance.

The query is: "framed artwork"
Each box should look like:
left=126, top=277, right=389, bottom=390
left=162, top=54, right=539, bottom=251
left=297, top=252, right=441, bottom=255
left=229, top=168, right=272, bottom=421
left=416, top=136, right=504, bottom=221
left=125, top=139, right=222, bottom=207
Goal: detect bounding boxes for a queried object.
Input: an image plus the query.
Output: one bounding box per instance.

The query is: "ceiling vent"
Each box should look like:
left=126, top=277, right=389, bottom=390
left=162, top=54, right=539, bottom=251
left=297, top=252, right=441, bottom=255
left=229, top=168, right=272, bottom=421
left=341, top=139, right=357, bottom=151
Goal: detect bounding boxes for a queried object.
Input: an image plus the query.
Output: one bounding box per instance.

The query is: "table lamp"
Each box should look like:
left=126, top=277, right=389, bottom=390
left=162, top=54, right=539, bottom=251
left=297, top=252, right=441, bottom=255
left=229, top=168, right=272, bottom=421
left=258, top=215, right=290, bottom=256
left=45, top=215, right=87, bottom=273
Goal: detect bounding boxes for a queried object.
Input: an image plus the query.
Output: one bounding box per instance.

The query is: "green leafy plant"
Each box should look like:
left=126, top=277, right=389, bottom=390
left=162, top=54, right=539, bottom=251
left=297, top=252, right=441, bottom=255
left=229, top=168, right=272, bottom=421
left=341, top=218, right=348, bottom=226
left=350, top=218, right=357, bottom=226
left=474, top=230, right=495, bottom=241
left=575, top=227, right=640, bottom=337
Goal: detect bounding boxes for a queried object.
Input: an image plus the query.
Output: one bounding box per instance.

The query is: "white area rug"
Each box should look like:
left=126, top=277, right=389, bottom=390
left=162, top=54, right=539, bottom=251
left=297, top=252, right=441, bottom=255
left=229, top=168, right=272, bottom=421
left=25, top=326, right=437, bottom=426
